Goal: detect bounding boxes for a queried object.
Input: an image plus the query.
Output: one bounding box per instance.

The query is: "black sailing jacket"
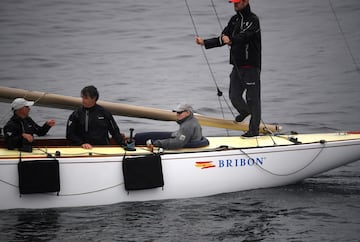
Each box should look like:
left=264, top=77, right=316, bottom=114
left=204, top=4, right=261, bottom=69
left=66, top=104, right=124, bottom=146
left=4, top=114, right=51, bottom=150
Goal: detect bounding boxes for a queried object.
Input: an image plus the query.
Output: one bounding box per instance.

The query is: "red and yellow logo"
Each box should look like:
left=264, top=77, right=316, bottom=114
left=195, top=161, right=216, bottom=169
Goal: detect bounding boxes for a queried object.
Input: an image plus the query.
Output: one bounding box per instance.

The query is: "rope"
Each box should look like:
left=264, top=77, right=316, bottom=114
left=1, top=148, right=126, bottom=197
left=184, top=0, right=235, bottom=122
left=59, top=183, right=124, bottom=196
left=210, top=0, right=224, bottom=30
left=0, top=91, right=48, bottom=129
left=22, top=91, right=48, bottom=104
left=238, top=141, right=326, bottom=177
left=184, top=0, right=221, bottom=90
left=208, top=1, right=279, bottom=132
left=0, top=109, right=12, bottom=128
left=33, top=91, right=47, bottom=104
left=0, top=178, right=124, bottom=196
left=328, top=0, right=360, bottom=73
left=209, top=0, right=237, bottom=119
left=0, top=178, right=18, bottom=188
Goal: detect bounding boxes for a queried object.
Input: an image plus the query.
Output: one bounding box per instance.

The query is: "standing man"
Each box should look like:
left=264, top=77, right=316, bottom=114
left=195, top=0, right=261, bottom=137
left=4, top=98, right=56, bottom=151
left=66, top=85, right=125, bottom=149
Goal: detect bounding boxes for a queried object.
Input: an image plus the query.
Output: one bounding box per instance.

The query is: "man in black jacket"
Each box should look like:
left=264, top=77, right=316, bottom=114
left=66, top=85, right=125, bottom=149
left=195, top=0, right=261, bottom=137
left=4, top=98, right=56, bottom=151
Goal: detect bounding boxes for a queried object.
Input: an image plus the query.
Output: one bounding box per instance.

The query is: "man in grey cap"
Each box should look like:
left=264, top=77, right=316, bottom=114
left=3, top=98, right=56, bottom=151
left=146, top=103, right=207, bottom=149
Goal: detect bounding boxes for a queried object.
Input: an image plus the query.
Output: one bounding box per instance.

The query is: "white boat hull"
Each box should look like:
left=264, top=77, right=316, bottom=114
left=1, top=133, right=360, bottom=210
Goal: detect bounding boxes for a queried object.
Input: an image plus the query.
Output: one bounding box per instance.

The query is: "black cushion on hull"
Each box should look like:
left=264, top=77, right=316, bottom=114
left=122, top=154, right=164, bottom=191
left=18, top=159, right=60, bottom=195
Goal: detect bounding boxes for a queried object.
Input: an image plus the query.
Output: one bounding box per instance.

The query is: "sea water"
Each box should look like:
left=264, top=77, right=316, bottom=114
left=0, top=0, right=359, bottom=241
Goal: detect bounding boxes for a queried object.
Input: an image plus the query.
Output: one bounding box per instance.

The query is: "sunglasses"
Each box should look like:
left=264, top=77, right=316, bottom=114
left=176, top=110, right=187, bottom=114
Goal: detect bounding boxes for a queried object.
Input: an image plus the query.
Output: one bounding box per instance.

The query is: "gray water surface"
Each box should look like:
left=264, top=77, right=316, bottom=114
left=0, top=0, right=359, bottom=241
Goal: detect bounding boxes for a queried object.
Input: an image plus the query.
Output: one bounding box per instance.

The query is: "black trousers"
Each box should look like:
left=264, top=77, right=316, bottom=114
left=229, top=66, right=261, bottom=134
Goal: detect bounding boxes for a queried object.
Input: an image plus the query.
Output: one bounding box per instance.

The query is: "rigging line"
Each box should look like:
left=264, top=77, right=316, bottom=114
left=23, top=91, right=47, bottom=104
left=210, top=1, right=277, bottom=129
left=210, top=0, right=223, bottom=30
left=0, top=178, right=18, bottom=188
left=209, top=0, right=237, bottom=117
left=260, top=121, right=278, bottom=145
left=184, top=0, right=200, bottom=37
left=208, top=0, right=247, bottom=119
left=210, top=2, right=280, bottom=128
left=184, top=0, right=220, bottom=90
left=1, top=92, right=46, bottom=126
left=184, top=0, right=235, bottom=120
left=209, top=2, right=283, bottom=130
left=328, top=0, right=360, bottom=73
left=0, top=109, right=12, bottom=126
left=217, top=97, right=230, bottom=136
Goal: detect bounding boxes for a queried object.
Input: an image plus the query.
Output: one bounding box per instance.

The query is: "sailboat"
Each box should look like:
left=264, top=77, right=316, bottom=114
left=1, top=86, right=360, bottom=210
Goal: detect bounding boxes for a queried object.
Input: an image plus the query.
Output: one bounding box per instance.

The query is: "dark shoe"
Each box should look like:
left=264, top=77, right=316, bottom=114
left=235, top=113, right=250, bottom=122
left=241, top=131, right=259, bottom=138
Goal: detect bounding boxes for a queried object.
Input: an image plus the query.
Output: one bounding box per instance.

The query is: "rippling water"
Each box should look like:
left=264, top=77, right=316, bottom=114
left=0, top=0, right=359, bottom=241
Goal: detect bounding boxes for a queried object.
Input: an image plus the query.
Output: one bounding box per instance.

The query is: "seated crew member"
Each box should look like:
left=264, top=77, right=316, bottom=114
left=66, top=85, right=125, bottom=149
left=146, top=103, right=207, bottom=149
left=4, top=98, right=56, bottom=151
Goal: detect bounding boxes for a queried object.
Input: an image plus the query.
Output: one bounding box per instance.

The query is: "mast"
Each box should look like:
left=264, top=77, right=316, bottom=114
left=0, top=86, right=281, bottom=133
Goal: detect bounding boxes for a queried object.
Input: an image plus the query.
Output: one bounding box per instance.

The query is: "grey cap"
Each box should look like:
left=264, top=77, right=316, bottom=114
left=11, top=98, right=34, bottom=110
left=172, top=103, right=193, bottom=113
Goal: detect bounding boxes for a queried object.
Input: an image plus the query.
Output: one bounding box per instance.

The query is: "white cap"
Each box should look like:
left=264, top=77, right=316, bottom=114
left=172, top=103, right=193, bottom=113
left=11, top=98, right=34, bottom=111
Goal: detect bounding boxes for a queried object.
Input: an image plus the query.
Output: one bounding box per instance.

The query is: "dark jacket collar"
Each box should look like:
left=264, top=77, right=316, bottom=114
left=237, top=4, right=251, bottom=17
left=82, top=104, right=98, bottom=111
left=11, top=113, right=25, bottom=122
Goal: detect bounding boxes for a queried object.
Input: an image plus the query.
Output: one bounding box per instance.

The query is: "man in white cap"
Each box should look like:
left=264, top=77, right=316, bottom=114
left=3, top=98, right=56, bottom=151
left=146, top=103, right=206, bottom=149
